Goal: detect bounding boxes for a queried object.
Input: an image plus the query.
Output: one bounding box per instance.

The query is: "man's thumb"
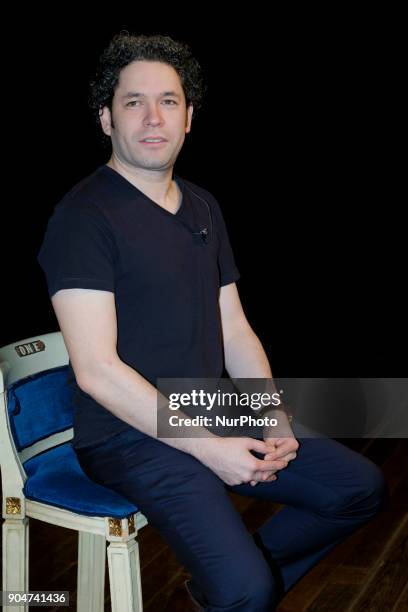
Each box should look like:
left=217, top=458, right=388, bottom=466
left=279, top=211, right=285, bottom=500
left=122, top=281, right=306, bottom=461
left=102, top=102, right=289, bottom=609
left=248, top=439, right=268, bottom=454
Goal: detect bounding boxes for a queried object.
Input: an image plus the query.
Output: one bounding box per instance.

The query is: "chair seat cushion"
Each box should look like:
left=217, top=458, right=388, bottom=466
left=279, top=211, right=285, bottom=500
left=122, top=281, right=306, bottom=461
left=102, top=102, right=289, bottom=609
left=23, top=443, right=138, bottom=518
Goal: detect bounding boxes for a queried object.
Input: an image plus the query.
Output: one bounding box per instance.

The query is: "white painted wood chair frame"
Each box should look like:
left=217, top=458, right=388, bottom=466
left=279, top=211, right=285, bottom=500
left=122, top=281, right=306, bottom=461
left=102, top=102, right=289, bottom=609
left=0, top=332, right=147, bottom=612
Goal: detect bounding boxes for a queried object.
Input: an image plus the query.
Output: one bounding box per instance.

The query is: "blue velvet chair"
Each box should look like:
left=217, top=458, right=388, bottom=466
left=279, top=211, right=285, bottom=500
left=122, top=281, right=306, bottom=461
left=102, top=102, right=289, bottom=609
left=0, top=332, right=147, bottom=612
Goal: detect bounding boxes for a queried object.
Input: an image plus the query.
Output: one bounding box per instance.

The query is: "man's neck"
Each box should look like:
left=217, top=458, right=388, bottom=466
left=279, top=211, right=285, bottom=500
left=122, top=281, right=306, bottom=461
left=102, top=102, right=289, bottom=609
left=107, top=158, right=180, bottom=213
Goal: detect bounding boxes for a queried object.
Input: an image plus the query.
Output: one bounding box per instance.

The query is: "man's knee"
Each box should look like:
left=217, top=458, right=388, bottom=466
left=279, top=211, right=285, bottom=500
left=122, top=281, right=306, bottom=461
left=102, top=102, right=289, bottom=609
left=214, top=563, right=276, bottom=611
left=244, top=571, right=276, bottom=611
left=359, top=463, right=388, bottom=514
left=335, top=462, right=388, bottom=519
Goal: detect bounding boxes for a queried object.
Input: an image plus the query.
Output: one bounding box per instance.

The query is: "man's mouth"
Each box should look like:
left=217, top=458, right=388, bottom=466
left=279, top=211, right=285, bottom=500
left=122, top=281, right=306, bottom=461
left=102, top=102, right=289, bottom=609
left=140, top=138, right=167, bottom=143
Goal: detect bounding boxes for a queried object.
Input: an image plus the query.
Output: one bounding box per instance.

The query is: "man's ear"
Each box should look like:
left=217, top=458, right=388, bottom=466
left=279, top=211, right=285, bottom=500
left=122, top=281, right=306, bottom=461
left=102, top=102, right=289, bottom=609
left=99, top=106, right=113, bottom=136
left=185, top=104, right=193, bottom=134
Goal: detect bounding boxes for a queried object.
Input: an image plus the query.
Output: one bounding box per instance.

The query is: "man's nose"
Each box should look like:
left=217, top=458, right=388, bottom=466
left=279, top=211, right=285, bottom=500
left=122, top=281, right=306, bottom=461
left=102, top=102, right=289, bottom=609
left=144, top=103, right=164, bottom=126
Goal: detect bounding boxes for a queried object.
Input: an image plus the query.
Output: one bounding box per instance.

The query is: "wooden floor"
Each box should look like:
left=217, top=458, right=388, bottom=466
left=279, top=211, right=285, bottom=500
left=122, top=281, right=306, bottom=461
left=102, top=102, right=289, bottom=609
left=1, top=438, right=407, bottom=611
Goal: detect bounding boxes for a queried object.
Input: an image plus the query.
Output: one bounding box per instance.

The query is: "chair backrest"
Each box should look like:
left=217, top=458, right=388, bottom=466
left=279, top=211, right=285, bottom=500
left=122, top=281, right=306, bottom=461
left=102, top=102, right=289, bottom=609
left=0, top=332, right=72, bottom=492
left=0, top=332, right=69, bottom=391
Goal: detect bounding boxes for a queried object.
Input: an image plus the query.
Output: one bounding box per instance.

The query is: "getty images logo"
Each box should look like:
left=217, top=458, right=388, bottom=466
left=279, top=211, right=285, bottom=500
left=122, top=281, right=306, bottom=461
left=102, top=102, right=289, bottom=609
left=14, top=340, right=46, bottom=357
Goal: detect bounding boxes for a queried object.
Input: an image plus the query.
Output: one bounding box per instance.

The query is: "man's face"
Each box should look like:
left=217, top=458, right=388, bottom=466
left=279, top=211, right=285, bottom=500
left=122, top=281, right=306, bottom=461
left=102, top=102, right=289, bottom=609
left=100, top=60, right=193, bottom=171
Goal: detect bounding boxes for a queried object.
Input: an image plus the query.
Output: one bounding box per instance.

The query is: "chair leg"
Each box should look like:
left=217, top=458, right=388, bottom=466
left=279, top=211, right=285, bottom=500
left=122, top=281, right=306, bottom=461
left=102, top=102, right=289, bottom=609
left=2, top=517, right=29, bottom=612
left=77, top=532, right=106, bottom=612
left=107, top=538, right=143, bottom=612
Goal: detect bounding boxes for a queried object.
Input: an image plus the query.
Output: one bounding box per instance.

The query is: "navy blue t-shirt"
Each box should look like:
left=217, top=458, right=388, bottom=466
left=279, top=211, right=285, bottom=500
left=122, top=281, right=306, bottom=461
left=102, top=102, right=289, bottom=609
left=38, top=165, right=240, bottom=448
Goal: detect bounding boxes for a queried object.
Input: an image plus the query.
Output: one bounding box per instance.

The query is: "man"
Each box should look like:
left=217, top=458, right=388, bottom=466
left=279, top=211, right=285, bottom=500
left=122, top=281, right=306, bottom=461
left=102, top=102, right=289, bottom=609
left=38, top=33, right=386, bottom=611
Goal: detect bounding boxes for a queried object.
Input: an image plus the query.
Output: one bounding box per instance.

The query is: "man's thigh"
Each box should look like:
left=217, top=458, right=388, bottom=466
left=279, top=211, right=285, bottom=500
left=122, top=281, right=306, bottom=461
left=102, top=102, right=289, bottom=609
left=230, top=421, right=385, bottom=514
left=77, top=431, right=273, bottom=605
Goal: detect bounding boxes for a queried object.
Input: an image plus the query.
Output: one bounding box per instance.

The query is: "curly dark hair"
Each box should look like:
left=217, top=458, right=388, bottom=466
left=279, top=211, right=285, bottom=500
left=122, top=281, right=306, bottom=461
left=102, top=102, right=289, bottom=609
left=89, top=32, right=205, bottom=140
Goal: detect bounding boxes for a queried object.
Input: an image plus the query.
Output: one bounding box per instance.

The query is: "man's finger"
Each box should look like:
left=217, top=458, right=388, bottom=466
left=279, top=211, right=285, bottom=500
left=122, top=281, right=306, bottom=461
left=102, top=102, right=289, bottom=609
left=255, top=458, right=288, bottom=472
left=264, top=451, right=297, bottom=462
left=249, top=438, right=269, bottom=454
left=250, top=473, right=277, bottom=485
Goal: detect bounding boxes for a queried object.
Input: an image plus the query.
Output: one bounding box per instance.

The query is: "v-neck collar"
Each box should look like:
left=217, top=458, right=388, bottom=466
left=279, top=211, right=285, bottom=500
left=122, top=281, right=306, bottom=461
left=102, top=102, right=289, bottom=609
left=101, top=164, right=185, bottom=219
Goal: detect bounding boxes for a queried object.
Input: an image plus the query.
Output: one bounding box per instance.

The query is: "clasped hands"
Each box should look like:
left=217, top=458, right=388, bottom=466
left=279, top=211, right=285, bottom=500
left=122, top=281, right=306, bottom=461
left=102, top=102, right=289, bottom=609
left=249, top=411, right=299, bottom=486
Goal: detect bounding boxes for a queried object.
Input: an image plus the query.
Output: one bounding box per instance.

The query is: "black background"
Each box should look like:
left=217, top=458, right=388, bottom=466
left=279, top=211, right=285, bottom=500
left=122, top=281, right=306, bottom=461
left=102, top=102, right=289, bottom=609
left=2, top=10, right=404, bottom=376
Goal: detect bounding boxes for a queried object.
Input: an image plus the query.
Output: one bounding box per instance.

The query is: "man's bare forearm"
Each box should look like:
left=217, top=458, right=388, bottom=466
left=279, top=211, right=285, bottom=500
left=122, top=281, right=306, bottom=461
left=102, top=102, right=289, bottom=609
left=224, top=327, right=292, bottom=430
left=224, top=327, right=272, bottom=378
left=78, top=357, right=216, bottom=458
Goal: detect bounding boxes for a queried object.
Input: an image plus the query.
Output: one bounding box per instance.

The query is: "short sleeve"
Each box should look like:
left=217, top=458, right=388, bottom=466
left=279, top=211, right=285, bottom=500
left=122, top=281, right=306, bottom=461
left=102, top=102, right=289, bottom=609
left=211, top=198, right=240, bottom=287
left=38, top=205, right=117, bottom=298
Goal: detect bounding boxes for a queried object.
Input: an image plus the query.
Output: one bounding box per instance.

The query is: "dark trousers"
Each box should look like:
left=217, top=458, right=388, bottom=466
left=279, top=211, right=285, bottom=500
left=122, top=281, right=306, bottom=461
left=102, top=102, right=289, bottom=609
left=76, top=421, right=387, bottom=611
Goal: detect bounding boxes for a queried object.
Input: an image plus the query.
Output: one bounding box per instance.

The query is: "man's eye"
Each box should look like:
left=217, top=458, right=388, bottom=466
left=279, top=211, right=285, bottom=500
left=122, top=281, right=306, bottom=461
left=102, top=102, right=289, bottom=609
left=162, top=99, right=177, bottom=105
left=126, top=100, right=141, bottom=107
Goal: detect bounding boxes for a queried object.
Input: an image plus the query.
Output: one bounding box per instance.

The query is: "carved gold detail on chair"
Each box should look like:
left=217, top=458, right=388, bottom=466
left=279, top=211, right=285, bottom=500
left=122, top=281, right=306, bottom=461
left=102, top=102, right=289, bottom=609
left=128, top=514, right=135, bottom=534
left=108, top=518, right=122, bottom=537
left=6, top=497, right=21, bottom=515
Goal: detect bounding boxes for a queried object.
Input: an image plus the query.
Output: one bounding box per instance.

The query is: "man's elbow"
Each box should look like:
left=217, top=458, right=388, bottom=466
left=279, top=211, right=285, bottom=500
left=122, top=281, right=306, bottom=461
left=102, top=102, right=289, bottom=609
left=223, top=319, right=256, bottom=347
left=74, top=355, right=120, bottom=395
